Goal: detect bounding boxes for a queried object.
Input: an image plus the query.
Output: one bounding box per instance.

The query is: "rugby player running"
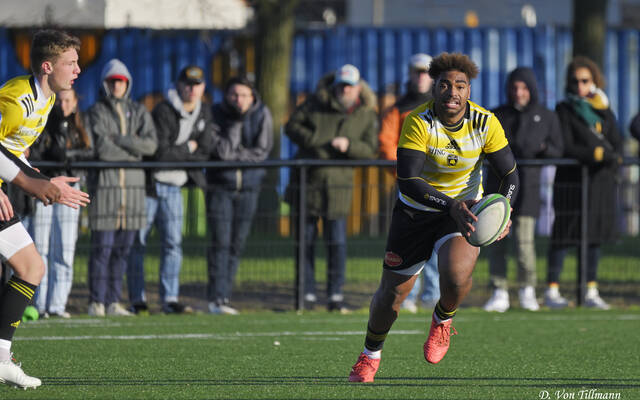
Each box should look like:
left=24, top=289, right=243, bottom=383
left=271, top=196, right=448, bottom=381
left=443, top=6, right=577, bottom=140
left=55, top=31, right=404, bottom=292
left=0, top=30, right=89, bottom=389
left=349, top=52, right=519, bottom=382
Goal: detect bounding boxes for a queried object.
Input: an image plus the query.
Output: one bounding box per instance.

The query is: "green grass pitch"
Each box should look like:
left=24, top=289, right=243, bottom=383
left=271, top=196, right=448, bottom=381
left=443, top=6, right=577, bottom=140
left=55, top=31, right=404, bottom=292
left=3, top=308, right=639, bottom=399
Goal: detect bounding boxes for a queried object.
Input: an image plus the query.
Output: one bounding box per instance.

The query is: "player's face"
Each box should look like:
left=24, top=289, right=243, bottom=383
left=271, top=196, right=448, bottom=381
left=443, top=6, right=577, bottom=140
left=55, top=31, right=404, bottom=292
left=48, top=48, right=80, bottom=93
left=178, top=81, right=205, bottom=105
left=225, top=83, right=254, bottom=114
left=409, top=68, right=433, bottom=94
left=433, top=70, right=470, bottom=123
left=570, top=67, right=594, bottom=98
left=509, top=80, right=530, bottom=108
left=58, top=89, right=77, bottom=117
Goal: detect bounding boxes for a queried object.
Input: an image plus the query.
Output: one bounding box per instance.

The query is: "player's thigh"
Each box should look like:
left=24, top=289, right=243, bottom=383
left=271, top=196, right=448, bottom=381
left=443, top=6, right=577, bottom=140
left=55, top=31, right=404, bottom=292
left=438, top=235, right=479, bottom=284
left=1, top=223, right=45, bottom=285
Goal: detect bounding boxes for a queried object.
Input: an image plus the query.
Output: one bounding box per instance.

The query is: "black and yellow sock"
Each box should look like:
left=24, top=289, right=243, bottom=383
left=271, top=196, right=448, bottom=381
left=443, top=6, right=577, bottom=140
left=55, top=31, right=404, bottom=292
left=364, top=324, right=389, bottom=352
left=0, top=276, right=36, bottom=341
left=434, top=301, right=457, bottom=322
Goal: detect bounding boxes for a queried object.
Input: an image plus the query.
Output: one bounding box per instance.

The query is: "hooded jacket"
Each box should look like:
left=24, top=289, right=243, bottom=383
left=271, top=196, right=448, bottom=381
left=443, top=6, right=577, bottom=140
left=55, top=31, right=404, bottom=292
left=87, top=59, right=158, bottom=231
left=208, top=86, right=273, bottom=189
left=150, top=86, right=214, bottom=190
left=284, top=73, right=378, bottom=218
left=487, top=67, right=563, bottom=217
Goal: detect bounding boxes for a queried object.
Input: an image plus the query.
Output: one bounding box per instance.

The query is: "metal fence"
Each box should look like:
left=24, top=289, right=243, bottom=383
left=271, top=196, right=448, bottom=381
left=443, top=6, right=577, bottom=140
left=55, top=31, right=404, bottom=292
left=2, top=158, right=638, bottom=314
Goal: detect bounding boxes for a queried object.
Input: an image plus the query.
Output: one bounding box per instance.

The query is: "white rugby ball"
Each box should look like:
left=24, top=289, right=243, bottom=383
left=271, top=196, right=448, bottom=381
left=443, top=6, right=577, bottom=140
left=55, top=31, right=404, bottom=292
left=466, top=194, right=511, bottom=247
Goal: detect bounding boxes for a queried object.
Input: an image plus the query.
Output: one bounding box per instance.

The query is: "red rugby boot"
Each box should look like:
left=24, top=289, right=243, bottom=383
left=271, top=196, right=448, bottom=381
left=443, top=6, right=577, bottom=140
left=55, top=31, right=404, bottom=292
left=423, top=316, right=457, bottom=364
left=348, top=352, right=380, bottom=382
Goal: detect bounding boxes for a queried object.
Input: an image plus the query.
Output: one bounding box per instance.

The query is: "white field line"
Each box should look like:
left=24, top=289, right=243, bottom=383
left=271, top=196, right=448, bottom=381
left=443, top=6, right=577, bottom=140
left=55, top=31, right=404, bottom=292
left=15, top=329, right=423, bottom=342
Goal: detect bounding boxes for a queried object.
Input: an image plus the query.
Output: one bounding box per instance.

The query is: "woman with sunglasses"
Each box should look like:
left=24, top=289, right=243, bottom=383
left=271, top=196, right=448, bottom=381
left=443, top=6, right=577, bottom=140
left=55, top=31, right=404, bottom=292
left=545, top=56, right=623, bottom=310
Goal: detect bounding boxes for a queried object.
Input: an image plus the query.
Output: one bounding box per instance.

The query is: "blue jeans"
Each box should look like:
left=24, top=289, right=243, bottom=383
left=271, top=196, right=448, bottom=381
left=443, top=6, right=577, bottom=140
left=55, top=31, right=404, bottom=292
left=128, top=183, right=184, bottom=305
left=406, top=252, right=440, bottom=304
left=88, top=229, right=136, bottom=305
left=30, top=197, right=80, bottom=314
left=206, top=186, right=260, bottom=303
left=301, top=216, right=347, bottom=301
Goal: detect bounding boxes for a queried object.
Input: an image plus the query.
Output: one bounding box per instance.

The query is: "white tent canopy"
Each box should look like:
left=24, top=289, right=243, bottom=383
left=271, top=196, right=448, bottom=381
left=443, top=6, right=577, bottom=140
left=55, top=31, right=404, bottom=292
left=0, top=0, right=251, bottom=29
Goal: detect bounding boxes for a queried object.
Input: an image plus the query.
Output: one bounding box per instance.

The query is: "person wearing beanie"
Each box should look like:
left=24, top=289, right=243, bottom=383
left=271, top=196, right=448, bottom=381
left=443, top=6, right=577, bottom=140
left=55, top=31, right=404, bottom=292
left=483, top=66, right=563, bottom=313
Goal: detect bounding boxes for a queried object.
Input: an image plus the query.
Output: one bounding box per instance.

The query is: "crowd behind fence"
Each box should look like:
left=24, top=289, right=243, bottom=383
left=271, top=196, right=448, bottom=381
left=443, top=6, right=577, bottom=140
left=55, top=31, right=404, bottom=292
left=3, top=158, right=640, bottom=312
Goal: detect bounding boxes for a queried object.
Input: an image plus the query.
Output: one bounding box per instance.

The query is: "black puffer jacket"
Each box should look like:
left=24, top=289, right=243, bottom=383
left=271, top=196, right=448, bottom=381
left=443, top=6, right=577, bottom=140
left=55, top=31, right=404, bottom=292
left=487, top=67, right=563, bottom=217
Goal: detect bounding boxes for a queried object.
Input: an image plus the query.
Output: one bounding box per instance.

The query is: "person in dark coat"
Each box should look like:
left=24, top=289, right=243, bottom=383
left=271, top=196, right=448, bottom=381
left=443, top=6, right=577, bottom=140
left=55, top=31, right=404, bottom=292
left=206, top=76, right=273, bottom=315
left=285, top=64, right=378, bottom=313
left=483, top=67, right=563, bottom=313
left=546, top=56, right=623, bottom=310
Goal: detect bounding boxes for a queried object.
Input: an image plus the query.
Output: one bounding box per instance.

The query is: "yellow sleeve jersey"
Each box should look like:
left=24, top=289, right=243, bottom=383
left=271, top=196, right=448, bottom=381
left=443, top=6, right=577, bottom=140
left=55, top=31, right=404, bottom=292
left=0, top=75, right=55, bottom=160
left=398, top=99, right=508, bottom=212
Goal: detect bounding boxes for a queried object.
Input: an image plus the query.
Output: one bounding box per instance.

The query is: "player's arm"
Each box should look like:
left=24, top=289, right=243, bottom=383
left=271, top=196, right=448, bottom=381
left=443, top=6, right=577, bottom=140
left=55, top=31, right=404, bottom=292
left=396, top=147, right=456, bottom=211
left=485, top=146, right=519, bottom=205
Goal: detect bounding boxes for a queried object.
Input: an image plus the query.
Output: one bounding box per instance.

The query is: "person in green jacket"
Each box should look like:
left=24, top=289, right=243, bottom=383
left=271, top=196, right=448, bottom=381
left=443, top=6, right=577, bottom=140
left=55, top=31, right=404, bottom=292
left=285, top=64, right=378, bottom=313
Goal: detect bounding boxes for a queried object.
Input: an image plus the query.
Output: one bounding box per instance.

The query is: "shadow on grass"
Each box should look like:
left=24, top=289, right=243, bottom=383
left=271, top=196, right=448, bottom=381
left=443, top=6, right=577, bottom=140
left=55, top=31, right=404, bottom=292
left=41, top=376, right=640, bottom=389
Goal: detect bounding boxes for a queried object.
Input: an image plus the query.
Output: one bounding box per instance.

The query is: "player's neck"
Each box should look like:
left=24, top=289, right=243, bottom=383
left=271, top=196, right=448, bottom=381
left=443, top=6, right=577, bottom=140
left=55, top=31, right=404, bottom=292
left=35, top=73, right=54, bottom=98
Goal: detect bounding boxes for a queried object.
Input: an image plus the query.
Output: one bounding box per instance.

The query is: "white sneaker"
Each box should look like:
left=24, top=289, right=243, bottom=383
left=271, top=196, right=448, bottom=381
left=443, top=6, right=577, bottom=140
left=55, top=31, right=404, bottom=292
left=518, top=286, right=540, bottom=311
left=0, top=355, right=41, bottom=389
left=106, top=303, right=133, bottom=316
left=50, top=311, right=71, bottom=319
left=585, top=287, right=610, bottom=310
left=483, top=288, right=509, bottom=312
left=88, top=302, right=105, bottom=317
left=400, top=299, right=418, bottom=314
left=544, top=287, right=569, bottom=309
left=208, top=302, right=239, bottom=315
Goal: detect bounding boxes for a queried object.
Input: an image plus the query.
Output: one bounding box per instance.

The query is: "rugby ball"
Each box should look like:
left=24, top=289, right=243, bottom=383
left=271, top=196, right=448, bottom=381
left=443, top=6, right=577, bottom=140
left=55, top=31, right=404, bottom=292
left=466, top=194, right=511, bottom=247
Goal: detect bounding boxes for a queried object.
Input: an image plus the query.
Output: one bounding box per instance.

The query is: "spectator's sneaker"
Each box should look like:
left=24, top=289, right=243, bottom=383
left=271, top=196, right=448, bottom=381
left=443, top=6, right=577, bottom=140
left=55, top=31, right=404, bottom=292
left=348, top=353, right=380, bottom=383
left=163, top=302, right=194, bottom=314
left=107, top=303, right=133, bottom=316
left=88, top=302, right=105, bottom=317
left=50, top=311, right=71, bottom=319
left=400, top=299, right=418, bottom=314
left=544, top=287, right=569, bottom=309
left=518, top=286, right=540, bottom=311
left=423, top=316, right=457, bottom=364
left=584, top=287, right=610, bottom=310
left=483, top=288, right=509, bottom=312
left=328, top=301, right=351, bottom=314
left=129, top=302, right=150, bottom=316
left=208, top=302, right=239, bottom=315
left=0, top=354, right=41, bottom=389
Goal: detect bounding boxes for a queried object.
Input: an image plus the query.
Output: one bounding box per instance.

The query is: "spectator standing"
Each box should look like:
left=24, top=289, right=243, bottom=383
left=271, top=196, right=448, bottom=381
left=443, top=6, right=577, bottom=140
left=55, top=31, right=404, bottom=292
left=206, top=77, right=273, bottom=315
left=545, top=56, right=622, bottom=310
left=379, top=53, right=439, bottom=314
left=86, top=59, right=157, bottom=317
left=29, top=88, right=94, bottom=318
left=127, top=65, right=213, bottom=315
left=483, top=67, right=564, bottom=312
left=285, top=64, right=378, bottom=312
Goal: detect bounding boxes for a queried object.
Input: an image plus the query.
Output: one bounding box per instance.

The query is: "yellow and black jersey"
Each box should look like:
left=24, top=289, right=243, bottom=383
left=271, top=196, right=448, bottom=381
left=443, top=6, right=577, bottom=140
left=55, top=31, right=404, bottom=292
left=398, top=99, right=508, bottom=212
left=0, top=75, right=55, bottom=162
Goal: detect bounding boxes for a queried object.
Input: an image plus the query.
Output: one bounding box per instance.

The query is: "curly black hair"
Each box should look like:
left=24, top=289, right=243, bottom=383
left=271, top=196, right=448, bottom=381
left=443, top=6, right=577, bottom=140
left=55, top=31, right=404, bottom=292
left=428, top=52, right=479, bottom=81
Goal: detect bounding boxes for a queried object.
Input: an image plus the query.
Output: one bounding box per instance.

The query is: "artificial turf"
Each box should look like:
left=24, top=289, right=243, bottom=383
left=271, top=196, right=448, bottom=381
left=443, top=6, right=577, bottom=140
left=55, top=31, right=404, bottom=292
left=3, top=308, right=638, bottom=399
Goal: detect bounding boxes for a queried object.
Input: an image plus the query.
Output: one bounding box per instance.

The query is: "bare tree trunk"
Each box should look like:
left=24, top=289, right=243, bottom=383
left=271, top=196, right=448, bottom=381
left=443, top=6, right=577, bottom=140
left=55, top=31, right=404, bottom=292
left=573, top=0, right=608, bottom=68
left=254, top=0, right=298, bottom=158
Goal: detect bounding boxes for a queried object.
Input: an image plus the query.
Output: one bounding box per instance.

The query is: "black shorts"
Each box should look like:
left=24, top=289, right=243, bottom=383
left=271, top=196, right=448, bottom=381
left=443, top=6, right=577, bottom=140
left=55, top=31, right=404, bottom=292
left=0, top=216, right=20, bottom=232
left=383, top=201, right=460, bottom=273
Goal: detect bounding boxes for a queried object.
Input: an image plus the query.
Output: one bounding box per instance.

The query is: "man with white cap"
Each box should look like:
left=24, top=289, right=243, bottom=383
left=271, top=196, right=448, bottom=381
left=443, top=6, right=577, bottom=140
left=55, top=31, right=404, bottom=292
left=379, top=53, right=438, bottom=314
left=285, top=64, right=378, bottom=312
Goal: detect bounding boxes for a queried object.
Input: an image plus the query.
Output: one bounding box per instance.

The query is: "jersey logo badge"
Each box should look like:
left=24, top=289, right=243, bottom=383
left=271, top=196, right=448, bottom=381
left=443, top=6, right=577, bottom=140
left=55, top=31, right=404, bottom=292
left=444, top=140, right=461, bottom=152
left=447, top=153, right=459, bottom=166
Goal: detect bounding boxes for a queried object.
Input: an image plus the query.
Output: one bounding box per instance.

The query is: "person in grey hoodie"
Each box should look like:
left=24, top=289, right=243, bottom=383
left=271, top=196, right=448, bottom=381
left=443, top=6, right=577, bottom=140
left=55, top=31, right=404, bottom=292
left=127, top=65, right=213, bottom=315
left=206, top=76, right=273, bottom=315
left=86, top=58, right=157, bottom=317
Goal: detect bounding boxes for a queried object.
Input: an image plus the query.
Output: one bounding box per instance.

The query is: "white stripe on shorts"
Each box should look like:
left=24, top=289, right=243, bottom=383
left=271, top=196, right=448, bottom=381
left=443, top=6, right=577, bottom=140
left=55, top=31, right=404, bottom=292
left=0, top=222, right=33, bottom=261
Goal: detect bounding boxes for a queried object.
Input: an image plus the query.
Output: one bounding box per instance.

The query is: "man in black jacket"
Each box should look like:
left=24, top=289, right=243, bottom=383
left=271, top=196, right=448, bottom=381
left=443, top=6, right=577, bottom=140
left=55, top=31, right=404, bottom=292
left=127, top=65, right=213, bottom=314
left=483, top=67, right=563, bottom=312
